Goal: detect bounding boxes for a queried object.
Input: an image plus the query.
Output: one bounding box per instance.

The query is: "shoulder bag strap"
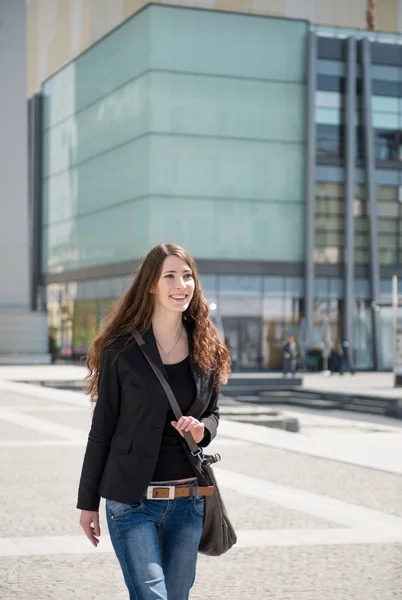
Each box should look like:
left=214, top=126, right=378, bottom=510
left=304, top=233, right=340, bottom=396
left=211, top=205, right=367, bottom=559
left=131, top=329, right=201, bottom=456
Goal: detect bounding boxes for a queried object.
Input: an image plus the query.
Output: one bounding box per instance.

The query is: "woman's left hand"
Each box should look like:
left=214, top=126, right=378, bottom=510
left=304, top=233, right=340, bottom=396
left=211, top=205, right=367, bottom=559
left=171, top=416, right=205, bottom=444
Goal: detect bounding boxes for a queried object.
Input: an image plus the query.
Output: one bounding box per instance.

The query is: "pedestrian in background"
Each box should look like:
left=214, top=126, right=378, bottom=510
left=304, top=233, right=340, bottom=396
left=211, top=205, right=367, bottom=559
left=330, top=340, right=343, bottom=374
left=77, top=243, right=231, bottom=600
left=340, top=338, right=355, bottom=375
left=282, top=334, right=297, bottom=377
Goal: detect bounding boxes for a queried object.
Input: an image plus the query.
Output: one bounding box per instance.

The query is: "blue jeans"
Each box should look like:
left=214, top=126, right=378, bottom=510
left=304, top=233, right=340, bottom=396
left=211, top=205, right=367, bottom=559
left=106, top=481, right=205, bottom=600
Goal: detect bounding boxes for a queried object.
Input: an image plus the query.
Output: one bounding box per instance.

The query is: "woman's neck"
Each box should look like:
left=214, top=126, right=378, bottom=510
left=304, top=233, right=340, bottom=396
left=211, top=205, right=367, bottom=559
left=151, top=308, right=183, bottom=342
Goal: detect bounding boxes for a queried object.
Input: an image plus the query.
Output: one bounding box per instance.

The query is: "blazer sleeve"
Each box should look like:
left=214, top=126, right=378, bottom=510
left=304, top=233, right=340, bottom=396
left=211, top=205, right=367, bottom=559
left=77, top=348, right=121, bottom=511
left=199, top=387, right=220, bottom=448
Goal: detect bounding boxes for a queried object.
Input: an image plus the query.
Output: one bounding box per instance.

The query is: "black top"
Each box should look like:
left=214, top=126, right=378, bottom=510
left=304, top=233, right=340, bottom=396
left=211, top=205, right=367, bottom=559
left=151, top=356, right=197, bottom=481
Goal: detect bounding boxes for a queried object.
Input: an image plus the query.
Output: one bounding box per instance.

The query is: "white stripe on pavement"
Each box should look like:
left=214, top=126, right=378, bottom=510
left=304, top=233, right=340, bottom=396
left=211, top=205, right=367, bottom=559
left=0, top=408, right=86, bottom=442
left=0, top=440, right=84, bottom=447
left=216, top=468, right=402, bottom=530
left=1, top=528, right=402, bottom=557
left=218, top=419, right=402, bottom=475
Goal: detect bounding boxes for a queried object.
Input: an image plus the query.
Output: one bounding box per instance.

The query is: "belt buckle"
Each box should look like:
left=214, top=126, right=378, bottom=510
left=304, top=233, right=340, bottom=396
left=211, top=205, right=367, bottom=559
left=146, top=485, right=175, bottom=500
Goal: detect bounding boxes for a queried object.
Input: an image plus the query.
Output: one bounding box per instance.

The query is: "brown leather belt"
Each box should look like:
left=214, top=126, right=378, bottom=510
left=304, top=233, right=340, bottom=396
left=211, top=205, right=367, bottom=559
left=146, top=485, right=215, bottom=500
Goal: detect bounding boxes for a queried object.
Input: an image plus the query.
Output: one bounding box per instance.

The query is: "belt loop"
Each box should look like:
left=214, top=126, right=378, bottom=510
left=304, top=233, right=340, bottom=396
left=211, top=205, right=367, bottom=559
left=188, top=480, right=195, bottom=499
left=193, top=479, right=200, bottom=499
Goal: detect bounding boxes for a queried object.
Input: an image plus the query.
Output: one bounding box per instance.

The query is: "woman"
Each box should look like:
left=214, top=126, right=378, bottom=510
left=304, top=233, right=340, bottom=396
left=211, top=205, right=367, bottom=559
left=77, top=243, right=231, bottom=600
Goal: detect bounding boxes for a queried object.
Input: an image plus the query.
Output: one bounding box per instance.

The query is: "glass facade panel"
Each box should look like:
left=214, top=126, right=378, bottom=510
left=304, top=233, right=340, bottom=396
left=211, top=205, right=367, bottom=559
left=374, top=130, right=402, bottom=160
left=355, top=217, right=368, bottom=232
left=316, top=231, right=343, bottom=246
left=355, top=249, right=369, bottom=263
left=317, top=60, right=345, bottom=77
left=43, top=137, right=149, bottom=226
left=378, top=248, right=397, bottom=265
left=317, top=124, right=343, bottom=158
left=378, top=219, right=398, bottom=232
left=353, top=301, right=374, bottom=369
left=147, top=197, right=304, bottom=261
left=316, top=182, right=344, bottom=196
left=219, top=276, right=262, bottom=294
left=316, top=197, right=343, bottom=214
left=354, top=279, right=370, bottom=299
left=43, top=76, right=149, bottom=176
left=199, top=275, right=218, bottom=294
left=355, top=233, right=368, bottom=246
left=150, top=72, right=304, bottom=143
left=314, top=247, right=341, bottom=263
left=149, top=7, right=307, bottom=82
left=148, top=135, right=304, bottom=202
left=285, top=277, right=304, bottom=297
left=377, top=202, right=399, bottom=216
left=377, top=307, right=402, bottom=370
left=371, top=96, right=399, bottom=112
left=372, top=112, right=399, bottom=129
left=315, top=91, right=342, bottom=108
left=315, top=107, right=343, bottom=125
left=314, top=278, right=330, bottom=298
left=42, top=9, right=150, bottom=128
left=377, top=186, right=398, bottom=200
left=44, top=199, right=149, bottom=273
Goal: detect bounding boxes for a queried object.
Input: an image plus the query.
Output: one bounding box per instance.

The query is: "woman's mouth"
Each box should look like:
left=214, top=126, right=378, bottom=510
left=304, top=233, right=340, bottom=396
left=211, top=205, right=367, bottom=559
left=170, top=294, right=188, bottom=302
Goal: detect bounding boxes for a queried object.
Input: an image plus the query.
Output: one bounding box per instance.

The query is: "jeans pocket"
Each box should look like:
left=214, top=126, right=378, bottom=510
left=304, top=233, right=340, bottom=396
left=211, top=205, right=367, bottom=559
left=108, top=499, right=143, bottom=520
left=192, top=496, right=205, bottom=517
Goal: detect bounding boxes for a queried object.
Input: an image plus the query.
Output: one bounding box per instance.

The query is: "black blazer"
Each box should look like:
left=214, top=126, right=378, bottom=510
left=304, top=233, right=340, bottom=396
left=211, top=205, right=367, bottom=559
left=77, top=326, right=220, bottom=511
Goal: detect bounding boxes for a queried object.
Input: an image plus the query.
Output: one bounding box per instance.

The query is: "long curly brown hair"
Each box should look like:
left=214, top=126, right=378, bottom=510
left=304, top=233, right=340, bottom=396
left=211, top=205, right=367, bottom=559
left=86, top=243, right=231, bottom=402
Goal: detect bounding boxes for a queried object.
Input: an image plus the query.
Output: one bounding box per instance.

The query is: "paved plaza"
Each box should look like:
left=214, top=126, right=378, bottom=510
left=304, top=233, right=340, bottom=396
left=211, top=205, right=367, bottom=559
left=0, top=367, right=401, bottom=599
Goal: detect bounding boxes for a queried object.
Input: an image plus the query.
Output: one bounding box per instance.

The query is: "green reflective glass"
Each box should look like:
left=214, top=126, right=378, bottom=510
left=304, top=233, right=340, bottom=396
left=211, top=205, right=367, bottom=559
left=316, top=107, right=342, bottom=125
left=43, top=199, right=149, bottom=273
left=371, top=96, right=399, bottom=113
left=149, top=72, right=304, bottom=143
left=147, top=197, right=304, bottom=261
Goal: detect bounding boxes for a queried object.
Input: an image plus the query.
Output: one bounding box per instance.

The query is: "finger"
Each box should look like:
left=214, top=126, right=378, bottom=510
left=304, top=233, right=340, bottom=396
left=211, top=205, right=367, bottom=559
left=92, top=514, right=101, bottom=537
left=178, top=416, right=192, bottom=427
left=184, top=420, right=201, bottom=432
left=179, top=418, right=194, bottom=431
left=83, top=525, right=99, bottom=547
left=171, top=422, right=184, bottom=437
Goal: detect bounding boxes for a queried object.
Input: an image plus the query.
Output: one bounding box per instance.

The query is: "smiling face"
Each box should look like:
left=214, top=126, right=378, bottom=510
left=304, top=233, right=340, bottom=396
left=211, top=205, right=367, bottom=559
left=152, top=255, right=195, bottom=314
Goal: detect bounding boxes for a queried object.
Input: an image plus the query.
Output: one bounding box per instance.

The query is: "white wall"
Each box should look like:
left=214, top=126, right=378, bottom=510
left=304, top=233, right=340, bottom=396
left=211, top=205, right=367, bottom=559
left=0, top=0, right=29, bottom=309
left=0, top=0, right=49, bottom=360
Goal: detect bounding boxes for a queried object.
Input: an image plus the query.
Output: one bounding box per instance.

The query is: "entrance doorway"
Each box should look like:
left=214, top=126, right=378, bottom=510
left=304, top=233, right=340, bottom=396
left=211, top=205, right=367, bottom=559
left=221, top=317, right=262, bottom=371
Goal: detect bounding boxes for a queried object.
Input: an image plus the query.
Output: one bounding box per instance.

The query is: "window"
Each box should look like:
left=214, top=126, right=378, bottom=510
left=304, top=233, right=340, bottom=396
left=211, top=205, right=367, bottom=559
left=315, top=183, right=344, bottom=264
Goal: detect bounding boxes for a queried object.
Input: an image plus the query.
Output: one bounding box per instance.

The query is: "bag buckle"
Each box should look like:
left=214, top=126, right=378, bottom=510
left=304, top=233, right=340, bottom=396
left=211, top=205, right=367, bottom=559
left=191, top=448, right=203, bottom=458
left=146, top=486, right=175, bottom=500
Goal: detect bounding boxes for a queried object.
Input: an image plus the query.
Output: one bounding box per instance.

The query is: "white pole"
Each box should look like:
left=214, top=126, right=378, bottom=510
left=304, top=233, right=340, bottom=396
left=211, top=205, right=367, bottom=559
left=392, top=274, right=398, bottom=374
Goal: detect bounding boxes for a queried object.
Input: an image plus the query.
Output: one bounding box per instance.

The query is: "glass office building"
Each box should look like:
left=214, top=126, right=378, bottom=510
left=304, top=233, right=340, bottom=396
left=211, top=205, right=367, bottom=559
left=31, top=5, right=402, bottom=370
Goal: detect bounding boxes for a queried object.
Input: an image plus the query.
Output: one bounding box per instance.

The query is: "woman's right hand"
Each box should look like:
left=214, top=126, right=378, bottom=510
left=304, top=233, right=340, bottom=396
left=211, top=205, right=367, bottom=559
left=79, top=510, right=100, bottom=547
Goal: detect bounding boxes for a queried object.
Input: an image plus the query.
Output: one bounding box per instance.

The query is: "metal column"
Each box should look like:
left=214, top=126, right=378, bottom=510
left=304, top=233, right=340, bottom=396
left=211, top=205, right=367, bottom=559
left=305, top=31, right=317, bottom=341
left=344, top=37, right=356, bottom=342
left=28, top=94, right=44, bottom=312
left=361, top=38, right=380, bottom=369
